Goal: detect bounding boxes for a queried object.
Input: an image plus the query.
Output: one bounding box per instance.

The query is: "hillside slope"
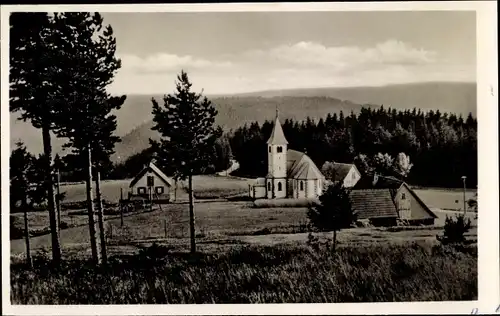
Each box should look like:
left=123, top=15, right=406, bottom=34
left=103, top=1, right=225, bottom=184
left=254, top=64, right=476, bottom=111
left=236, top=82, right=477, bottom=116
left=9, top=81, right=476, bottom=160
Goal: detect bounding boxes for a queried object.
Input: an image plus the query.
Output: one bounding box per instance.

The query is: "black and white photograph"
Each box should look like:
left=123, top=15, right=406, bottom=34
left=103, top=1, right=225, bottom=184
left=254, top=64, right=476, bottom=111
left=1, top=2, right=498, bottom=314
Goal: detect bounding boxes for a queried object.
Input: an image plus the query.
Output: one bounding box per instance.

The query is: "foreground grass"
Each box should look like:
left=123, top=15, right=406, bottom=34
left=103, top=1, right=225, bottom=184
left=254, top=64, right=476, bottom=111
left=11, top=242, right=476, bottom=304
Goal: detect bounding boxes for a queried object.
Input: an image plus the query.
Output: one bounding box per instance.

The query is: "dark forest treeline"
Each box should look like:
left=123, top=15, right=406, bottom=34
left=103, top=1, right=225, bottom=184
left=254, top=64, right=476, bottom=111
left=229, top=106, right=477, bottom=188
left=73, top=105, right=476, bottom=189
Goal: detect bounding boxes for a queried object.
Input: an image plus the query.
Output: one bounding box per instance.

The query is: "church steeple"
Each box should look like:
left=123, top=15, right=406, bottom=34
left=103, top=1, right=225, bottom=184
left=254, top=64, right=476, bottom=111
left=267, top=107, right=288, bottom=145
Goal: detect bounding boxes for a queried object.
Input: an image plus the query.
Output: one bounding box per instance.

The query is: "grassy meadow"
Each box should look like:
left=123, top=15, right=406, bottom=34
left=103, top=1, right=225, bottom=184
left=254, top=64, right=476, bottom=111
left=11, top=242, right=477, bottom=304
left=10, top=175, right=478, bottom=304
left=10, top=175, right=477, bottom=246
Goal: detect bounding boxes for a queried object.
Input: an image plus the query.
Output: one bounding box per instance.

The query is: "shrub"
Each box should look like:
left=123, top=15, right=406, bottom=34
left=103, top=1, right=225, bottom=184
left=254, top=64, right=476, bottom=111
left=437, top=214, right=472, bottom=245
left=307, top=182, right=355, bottom=251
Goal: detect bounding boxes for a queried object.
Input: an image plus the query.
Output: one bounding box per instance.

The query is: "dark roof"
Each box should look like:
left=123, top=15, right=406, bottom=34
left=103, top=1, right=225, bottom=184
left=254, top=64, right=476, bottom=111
left=328, top=162, right=356, bottom=182
left=353, top=175, right=403, bottom=197
left=267, top=116, right=288, bottom=145
left=350, top=189, right=398, bottom=219
left=285, top=149, right=324, bottom=180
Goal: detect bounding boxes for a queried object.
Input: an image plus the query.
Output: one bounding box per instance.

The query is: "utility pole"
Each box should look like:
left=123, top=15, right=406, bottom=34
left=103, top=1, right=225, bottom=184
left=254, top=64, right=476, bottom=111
left=461, top=176, right=467, bottom=215
left=120, top=187, right=124, bottom=227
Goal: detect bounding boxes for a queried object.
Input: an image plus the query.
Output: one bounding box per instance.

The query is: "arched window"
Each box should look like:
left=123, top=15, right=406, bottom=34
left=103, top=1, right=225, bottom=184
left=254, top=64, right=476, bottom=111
left=268, top=182, right=271, bottom=191
left=300, top=181, right=304, bottom=191
left=268, top=146, right=271, bottom=153
left=278, top=182, right=282, bottom=191
left=277, top=146, right=282, bottom=153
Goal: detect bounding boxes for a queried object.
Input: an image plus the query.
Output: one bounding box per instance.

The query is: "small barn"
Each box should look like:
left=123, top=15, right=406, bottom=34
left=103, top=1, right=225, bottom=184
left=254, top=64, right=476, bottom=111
left=350, top=189, right=399, bottom=226
left=352, top=174, right=437, bottom=226
left=129, top=161, right=174, bottom=203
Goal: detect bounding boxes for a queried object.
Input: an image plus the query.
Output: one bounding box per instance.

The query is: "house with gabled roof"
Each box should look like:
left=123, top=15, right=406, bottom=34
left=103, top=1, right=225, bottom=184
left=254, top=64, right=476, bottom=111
left=322, top=161, right=362, bottom=188
left=129, top=160, right=174, bottom=203
left=249, top=110, right=325, bottom=199
left=351, top=174, right=437, bottom=226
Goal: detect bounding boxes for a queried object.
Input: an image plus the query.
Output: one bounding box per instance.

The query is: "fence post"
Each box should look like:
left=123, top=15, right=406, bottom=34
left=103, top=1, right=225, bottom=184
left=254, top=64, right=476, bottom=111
left=164, top=219, right=167, bottom=238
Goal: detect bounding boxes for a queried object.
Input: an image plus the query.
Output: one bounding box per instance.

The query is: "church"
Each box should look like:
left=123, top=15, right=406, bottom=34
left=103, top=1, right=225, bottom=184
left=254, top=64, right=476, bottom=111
left=249, top=111, right=325, bottom=199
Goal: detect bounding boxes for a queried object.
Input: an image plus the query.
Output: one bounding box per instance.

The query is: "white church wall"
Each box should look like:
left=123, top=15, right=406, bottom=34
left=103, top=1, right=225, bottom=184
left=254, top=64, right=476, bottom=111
left=305, top=179, right=317, bottom=199
left=273, top=178, right=287, bottom=198
left=251, top=185, right=266, bottom=199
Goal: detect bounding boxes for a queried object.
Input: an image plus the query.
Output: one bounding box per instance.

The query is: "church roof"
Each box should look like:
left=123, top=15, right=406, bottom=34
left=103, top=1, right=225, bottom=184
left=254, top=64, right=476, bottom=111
left=286, top=149, right=324, bottom=180
left=267, top=116, right=288, bottom=145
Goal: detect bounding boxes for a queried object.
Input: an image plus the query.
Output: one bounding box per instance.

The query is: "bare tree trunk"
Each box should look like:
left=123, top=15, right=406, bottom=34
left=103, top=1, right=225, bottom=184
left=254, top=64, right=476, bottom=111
left=120, top=188, right=124, bottom=227
left=23, top=200, right=33, bottom=269
left=41, top=125, right=61, bottom=264
left=174, top=180, right=177, bottom=202
left=56, top=168, right=61, bottom=233
left=188, top=174, right=196, bottom=253
left=333, top=229, right=337, bottom=253
left=95, top=170, right=107, bottom=265
left=85, top=145, right=100, bottom=264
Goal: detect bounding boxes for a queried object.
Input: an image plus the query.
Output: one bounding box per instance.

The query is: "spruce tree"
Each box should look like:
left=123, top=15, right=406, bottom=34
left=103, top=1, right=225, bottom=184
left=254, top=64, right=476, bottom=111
left=10, top=143, right=35, bottom=268
left=50, top=13, right=125, bottom=264
left=151, top=71, right=222, bottom=253
left=9, top=12, right=62, bottom=264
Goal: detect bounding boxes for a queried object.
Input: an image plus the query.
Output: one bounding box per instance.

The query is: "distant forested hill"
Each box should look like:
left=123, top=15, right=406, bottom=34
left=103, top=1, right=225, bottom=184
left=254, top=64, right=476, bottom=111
left=9, top=81, right=476, bottom=162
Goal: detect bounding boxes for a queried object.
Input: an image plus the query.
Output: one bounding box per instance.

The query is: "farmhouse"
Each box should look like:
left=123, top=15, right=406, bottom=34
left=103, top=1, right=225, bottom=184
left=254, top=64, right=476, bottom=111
left=351, top=174, right=437, bottom=226
left=129, top=161, right=174, bottom=203
left=249, top=111, right=325, bottom=199
left=324, top=162, right=362, bottom=188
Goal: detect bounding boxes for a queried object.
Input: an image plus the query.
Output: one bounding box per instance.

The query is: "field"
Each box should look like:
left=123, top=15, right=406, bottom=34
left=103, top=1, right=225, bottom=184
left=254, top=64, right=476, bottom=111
left=11, top=242, right=477, bottom=304
left=10, top=198, right=477, bottom=260
left=10, top=175, right=477, bottom=304
left=56, top=175, right=252, bottom=202
left=10, top=175, right=476, bottom=245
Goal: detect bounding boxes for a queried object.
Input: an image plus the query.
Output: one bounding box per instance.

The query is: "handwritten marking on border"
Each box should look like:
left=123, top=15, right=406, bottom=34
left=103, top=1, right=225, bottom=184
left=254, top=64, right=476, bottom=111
left=471, top=305, right=500, bottom=314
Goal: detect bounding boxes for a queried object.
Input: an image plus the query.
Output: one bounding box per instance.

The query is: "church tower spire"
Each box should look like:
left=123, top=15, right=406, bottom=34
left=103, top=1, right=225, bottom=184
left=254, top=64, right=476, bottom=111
left=267, top=107, right=288, bottom=145
left=266, top=107, right=288, bottom=199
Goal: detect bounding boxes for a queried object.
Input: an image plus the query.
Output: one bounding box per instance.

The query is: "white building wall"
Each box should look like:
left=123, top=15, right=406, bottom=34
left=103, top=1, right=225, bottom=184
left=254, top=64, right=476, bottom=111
left=273, top=178, right=287, bottom=198
left=251, top=185, right=266, bottom=199
left=268, top=145, right=287, bottom=179
left=305, top=179, right=317, bottom=199
left=343, top=167, right=361, bottom=188
left=130, top=171, right=171, bottom=199
left=295, top=179, right=307, bottom=199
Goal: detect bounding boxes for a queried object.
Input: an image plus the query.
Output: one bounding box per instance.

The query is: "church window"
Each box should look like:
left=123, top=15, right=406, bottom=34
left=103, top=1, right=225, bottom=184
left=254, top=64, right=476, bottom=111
left=402, top=193, right=406, bottom=200
left=300, top=181, right=304, bottom=191
left=277, top=146, right=283, bottom=153
left=278, top=182, right=282, bottom=191
left=268, top=182, right=271, bottom=191
left=269, top=146, right=271, bottom=153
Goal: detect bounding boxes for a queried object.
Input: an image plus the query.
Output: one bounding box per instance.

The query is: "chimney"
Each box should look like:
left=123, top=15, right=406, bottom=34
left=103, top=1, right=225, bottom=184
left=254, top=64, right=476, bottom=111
left=372, top=173, right=379, bottom=186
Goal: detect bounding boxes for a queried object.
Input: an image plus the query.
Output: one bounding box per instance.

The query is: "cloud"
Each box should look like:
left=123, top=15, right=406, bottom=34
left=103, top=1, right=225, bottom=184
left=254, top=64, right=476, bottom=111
left=109, top=40, right=473, bottom=95
left=120, top=53, right=232, bottom=74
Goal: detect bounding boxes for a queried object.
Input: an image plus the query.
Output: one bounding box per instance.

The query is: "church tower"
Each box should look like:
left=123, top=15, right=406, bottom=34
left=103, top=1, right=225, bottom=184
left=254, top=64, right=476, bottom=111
left=266, top=108, right=288, bottom=199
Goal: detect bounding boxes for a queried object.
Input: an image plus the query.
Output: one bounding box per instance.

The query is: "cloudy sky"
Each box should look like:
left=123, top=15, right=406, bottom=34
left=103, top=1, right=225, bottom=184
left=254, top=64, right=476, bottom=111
left=102, top=11, right=476, bottom=95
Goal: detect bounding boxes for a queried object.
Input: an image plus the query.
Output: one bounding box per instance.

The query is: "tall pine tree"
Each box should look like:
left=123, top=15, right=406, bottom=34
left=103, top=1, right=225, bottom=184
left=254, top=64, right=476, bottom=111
left=151, top=71, right=221, bottom=253
left=50, top=13, right=125, bottom=265
left=9, top=12, right=62, bottom=264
